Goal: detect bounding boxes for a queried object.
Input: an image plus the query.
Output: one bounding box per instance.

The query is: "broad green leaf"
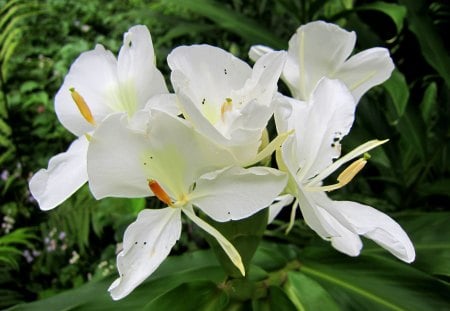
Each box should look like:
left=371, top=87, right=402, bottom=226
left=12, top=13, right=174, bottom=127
left=399, top=0, right=450, bottom=87
left=284, top=272, right=340, bottom=311
left=7, top=250, right=225, bottom=311
left=396, top=108, right=427, bottom=161
left=418, top=179, right=450, bottom=199
left=390, top=212, right=450, bottom=277
left=357, top=2, right=407, bottom=34
left=143, top=281, right=229, bottom=311
left=300, top=250, right=450, bottom=311
left=383, top=69, right=409, bottom=118
left=161, top=0, right=285, bottom=49
left=420, top=81, right=438, bottom=126
left=204, top=209, right=268, bottom=278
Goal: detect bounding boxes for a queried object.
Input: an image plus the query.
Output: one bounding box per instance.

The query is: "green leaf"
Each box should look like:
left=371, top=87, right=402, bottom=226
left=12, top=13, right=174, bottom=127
left=383, top=69, right=409, bottom=118
left=399, top=0, right=450, bottom=87
left=420, top=81, right=438, bottom=126
left=7, top=250, right=226, bottom=310
left=143, top=281, right=228, bottom=311
left=284, top=272, right=340, bottom=311
left=204, top=209, right=268, bottom=278
left=394, top=212, right=450, bottom=277
left=300, top=251, right=450, bottom=311
left=357, top=2, right=407, bottom=34
left=396, top=107, right=427, bottom=161
left=161, top=0, right=285, bottom=49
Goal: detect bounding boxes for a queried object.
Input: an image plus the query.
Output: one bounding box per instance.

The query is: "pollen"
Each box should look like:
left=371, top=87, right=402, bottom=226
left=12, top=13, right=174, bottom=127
left=148, top=179, right=173, bottom=206
left=69, top=87, right=96, bottom=125
left=336, top=158, right=367, bottom=187
left=307, top=157, right=367, bottom=192
left=220, top=98, right=233, bottom=121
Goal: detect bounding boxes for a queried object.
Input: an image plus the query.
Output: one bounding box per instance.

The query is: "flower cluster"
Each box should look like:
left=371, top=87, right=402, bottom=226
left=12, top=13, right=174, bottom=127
left=29, top=21, right=415, bottom=300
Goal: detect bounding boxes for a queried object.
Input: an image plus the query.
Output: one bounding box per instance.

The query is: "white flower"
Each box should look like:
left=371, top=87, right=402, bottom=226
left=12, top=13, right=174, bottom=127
left=29, top=25, right=171, bottom=210
left=168, top=45, right=287, bottom=164
left=274, top=78, right=415, bottom=262
left=87, top=110, right=287, bottom=300
left=250, top=20, right=394, bottom=102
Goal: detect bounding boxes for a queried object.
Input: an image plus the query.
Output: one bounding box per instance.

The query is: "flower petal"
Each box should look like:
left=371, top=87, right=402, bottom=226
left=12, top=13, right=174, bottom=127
left=182, top=205, right=245, bottom=276
left=268, top=194, right=295, bottom=223
left=190, top=166, right=287, bottom=222
left=168, top=44, right=252, bottom=109
left=324, top=200, right=415, bottom=263
left=335, top=48, right=394, bottom=102
left=117, top=25, right=168, bottom=112
left=248, top=45, right=275, bottom=62
left=87, top=113, right=151, bottom=199
left=109, top=207, right=182, bottom=300
left=88, top=110, right=236, bottom=199
left=55, top=44, right=118, bottom=136
left=278, top=78, right=356, bottom=181
left=29, top=136, right=88, bottom=210
left=144, top=93, right=180, bottom=116
left=285, top=21, right=356, bottom=100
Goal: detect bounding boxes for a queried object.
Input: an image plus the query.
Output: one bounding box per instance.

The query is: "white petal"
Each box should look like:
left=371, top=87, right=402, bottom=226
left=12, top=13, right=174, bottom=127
left=308, top=192, right=363, bottom=256
left=87, top=113, right=151, bottom=199
left=324, top=200, right=415, bottom=262
left=284, top=21, right=356, bottom=100
left=55, top=45, right=118, bottom=136
left=109, top=207, right=182, bottom=300
left=268, top=194, right=295, bottom=223
left=335, top=48, right=394, bottom=102
left=248, top=45, right=275, bottom=62
left=182, top=205, right=245, bottom=276
left=144, top=93, right=180, bottom=116
left=88, top=110, right=236, bottom=199
left=190, top=166, right=287, bottom=222
left=297, top=191, right=340, bottom=238
left=299, top=78, right=356, bottom=179
left=29, top=136, right=88, bottom=210
left=279, top=78, right=356, bottom=181
left=168, top=45, right=252, bottom=108
left=117, top=25, right=168, bottom=111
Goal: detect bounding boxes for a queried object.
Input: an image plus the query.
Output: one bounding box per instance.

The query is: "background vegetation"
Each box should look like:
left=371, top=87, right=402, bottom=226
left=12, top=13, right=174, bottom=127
left=0, top=0, right=449, bottom=310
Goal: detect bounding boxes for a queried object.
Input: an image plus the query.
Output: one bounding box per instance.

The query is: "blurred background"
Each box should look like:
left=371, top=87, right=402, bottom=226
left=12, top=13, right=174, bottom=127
left=0, top=0, right=449, bottom=309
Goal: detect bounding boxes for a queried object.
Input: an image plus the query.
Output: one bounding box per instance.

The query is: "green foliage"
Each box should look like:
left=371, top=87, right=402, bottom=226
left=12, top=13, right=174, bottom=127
left=0, top=228, right=35, bottom=269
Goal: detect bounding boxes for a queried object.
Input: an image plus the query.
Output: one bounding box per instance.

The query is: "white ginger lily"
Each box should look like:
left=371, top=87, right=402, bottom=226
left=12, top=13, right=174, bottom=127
left=87, top=110, right=287, bottom=300
left=249, top=20, right=394, bottom=102
left=29, top=25, right=172, bottom=211
left=168, top=45, right=288, bottom=165
left=273, top=78, right=415, bottom=263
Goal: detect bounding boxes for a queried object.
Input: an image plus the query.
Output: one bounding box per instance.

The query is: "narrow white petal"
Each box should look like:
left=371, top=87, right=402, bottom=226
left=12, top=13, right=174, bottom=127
left=336, top=48, right=395, bottom=102
left=248, top=45, right=275, bottom=62
left=190, top=166, right=287, bottom=222
left=117, top=25, right=168, bottom=112
left=182, top=205, right=245, bottom=276
left=309, top=139, right=388, bottom=185
left=29, top=136, right=88, bottom=210
left=109, top=208, right=182, bottom=300
left=296, top=78, right=356, bottom=180
left=268, top=194, right=295, bottom=223
left=285, top=21, right=356, bottom=100
left=325, top=200, right=415, bottom=262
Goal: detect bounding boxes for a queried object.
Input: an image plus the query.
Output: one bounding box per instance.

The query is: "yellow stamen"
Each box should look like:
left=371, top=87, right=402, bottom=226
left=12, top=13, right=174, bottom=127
left=220, top=98, right=233, bottom=121
left=307, top=157, right=367, bottom=192
left=148, top=179, right=173, bottom=206
left=69, top=87, right=96, bottom=125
